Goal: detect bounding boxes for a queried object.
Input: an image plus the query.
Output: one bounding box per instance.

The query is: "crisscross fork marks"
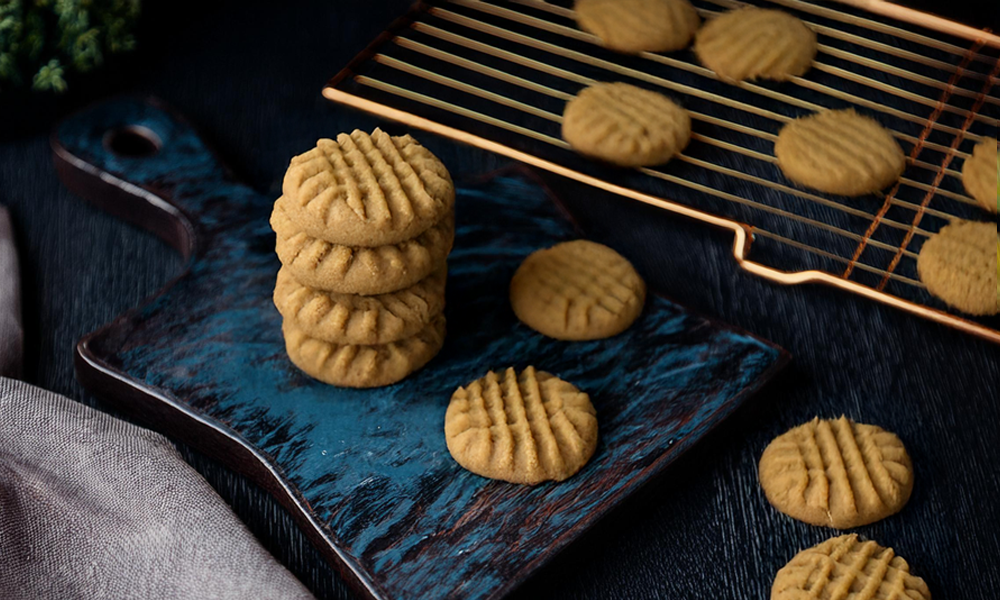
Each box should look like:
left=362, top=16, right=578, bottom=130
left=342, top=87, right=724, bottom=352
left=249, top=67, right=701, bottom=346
left=695, top=8, right=817, bottom=81
left=281, top=130, right=454, bottom=247
left=775, top=109, right=905, bottom=197
left=445, top=367, right=598, bottom=484
left=760, top=417, right=913, bottom=528
left=511, top=240, right=646, bottom=341
left=335, top=131, right=394, bottom=222
left=773, top=535, right=931, bottom=600
left=575, top=0, right=699, bottom=53
left=540, top=249, right=637, bottom=322
left=843, top=39, right=985, bottom=279
left=878, top=55, right=1000, bottom=291
left=563, top=82, right=691, bottom=167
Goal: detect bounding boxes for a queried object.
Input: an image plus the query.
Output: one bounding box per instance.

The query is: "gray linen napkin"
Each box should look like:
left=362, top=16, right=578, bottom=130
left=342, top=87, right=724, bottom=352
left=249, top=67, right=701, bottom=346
left=0, top=207, right=315, bottom=600
left=0, top=206, right=21, bottom=379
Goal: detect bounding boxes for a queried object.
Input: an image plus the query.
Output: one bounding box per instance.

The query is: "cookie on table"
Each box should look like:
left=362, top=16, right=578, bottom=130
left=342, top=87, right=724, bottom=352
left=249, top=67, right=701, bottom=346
left=282, top=314, right=445, bottom=388
left=282, top=129, right=455, bottom=247
left=775, top=109, right=906, bottom=196
left=917, top=220, right=998, bottom=316
left=772, top=534, right=931, bottom=600
left=511, top=240, right=646, bottom=341
left=574, top=0, right=700, bottom=54
left=962, top=137, right=997, bottom=214
left=562, top=82, right=691, bottom=168
left=272, top=197, right=454, bottom=295
left=759, top=416, right=913, bottom=529
left=445, top=367, right=598, bottom=485
left=695, top=8, right=817, bottom=81
left=274, top=266, right=446, bottom=346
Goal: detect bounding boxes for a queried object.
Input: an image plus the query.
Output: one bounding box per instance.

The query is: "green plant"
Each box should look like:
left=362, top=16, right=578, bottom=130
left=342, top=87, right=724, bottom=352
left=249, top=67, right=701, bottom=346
left=0, top=0, right=140, bottom=94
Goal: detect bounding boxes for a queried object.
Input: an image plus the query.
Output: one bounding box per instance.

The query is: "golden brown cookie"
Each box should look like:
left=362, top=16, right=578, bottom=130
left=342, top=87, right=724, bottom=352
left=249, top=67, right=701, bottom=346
left=694, top=8, right=817, bottom=81
left=917, top=220, right=998, bottom=316
left=445, top=367, right=598, bottom=485
left=282, top=129, right=455, bottom=247
left=759, top=417, right=914, bottom=529
left=272, top=197, right=454, bottom=295
left=574, top=0, right=700, bottom=54
left=274, top=266, right=446, bottom=346
left=775, top=109, right=906, bottom=196
left=510, top=240, right=646, bottom=341
left=772, top=535, right=931, bottom=600
left=283, top=314, right=446, bottom=388
left=962, top=137, right=997, bottom=214
left=563, top=83, right=692, bottom=168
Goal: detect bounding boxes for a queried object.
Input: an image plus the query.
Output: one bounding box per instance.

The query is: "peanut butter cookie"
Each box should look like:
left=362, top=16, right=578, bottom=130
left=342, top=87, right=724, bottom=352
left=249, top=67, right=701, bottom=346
left=759, top=417, right=914, bottom=529
left=272, top=197, right=454, bottom=295
left=575, top=0, right=700, bottom=54
left=274, top=266, right=446, bottom=346
left=510, top=240, right=646, bottom=340
left=282, top=129, right=455, bottom=247
left=445, top=367, right=598, bottom=485
left=775, top=109, right=906, bottom=196
left=283, top=314, right=446, bottom=388
left=695, top=8, right=817, bottom=81
left=563, top=83, right=692, bottom=168
left=962, top=137, right=997, bottom=214
left=772, top=535, right=931, bottom=600
left=917, top=220, right=998, bottom=316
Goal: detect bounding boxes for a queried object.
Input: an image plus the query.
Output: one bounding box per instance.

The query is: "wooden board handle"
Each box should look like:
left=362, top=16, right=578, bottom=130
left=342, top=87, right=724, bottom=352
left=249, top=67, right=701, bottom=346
left=51, top=96, right=259, bottom=261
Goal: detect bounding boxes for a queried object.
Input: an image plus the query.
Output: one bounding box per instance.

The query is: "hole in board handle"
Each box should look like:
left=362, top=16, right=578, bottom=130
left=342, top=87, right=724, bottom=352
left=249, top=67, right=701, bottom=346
left=103, top=125, right=162, bottom=158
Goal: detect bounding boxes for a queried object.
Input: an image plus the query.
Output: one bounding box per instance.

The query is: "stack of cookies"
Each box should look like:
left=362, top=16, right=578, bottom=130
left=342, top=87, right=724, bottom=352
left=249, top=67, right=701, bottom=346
left=270, top=129, right=455, bottom=388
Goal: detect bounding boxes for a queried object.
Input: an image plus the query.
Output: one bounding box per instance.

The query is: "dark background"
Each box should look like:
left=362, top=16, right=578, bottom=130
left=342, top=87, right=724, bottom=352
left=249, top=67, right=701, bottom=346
left=1, top=1, right=998, bottom=599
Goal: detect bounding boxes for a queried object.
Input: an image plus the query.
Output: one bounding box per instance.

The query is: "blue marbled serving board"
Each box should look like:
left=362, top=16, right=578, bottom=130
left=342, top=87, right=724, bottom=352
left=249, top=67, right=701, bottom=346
left=57, top=97, right=786, bottom=600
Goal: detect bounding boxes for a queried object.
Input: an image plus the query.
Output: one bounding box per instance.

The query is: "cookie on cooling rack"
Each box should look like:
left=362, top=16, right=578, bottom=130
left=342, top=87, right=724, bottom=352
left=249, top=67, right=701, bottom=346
left=574, top=0, right=700, bottom=54
left=775, top=109, right=906, bottom=196
left=759, top=417, right=914, bottom=529
left=273, top=266, right=446, bottom=346
left=445, top=367, right=598, bottom=485
left=562, top=82, right=691, bottom=168
left=282, top=314, right=445, bottom=388
left=962, top=137, right=998, bottom=214
left=917, top=220, right=998, bottom=316
left=694, top=8, right=817, bottom=81
left=772, top=535, right=931, bottom=600
left=282, top=129, right=455, bottom=247
left=510, top=240, right=646, bottom=341
left=271, top=196, right=454, bottom=295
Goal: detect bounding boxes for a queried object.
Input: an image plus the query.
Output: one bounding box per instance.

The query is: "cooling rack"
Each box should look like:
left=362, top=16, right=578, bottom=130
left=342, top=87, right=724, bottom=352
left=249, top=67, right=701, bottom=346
left=323, top=0, right=1000, bottom=344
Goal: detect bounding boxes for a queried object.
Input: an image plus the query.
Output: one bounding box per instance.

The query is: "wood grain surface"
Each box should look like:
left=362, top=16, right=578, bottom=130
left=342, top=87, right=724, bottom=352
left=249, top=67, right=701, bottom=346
left=1, top=1, right=998, bottom=599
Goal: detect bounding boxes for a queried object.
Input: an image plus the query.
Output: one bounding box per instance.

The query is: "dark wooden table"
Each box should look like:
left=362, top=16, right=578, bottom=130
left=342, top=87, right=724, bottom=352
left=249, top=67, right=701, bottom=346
left=1, top=1, right=997, bottom=599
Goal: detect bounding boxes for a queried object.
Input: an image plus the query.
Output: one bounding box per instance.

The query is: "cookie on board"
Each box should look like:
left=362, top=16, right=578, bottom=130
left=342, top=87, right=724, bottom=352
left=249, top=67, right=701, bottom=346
left=917, top=220, right=998, bottom=316
left=695, top=8, right=817, bottom=81
left=961, top=137, right=998, bottom=214
left=775, top=109, right=906, bottom=196
left=575, top=0, right=700, bottom=54
left=759, top=416, right=914, bottom=529
left=273, top=266, right=446, bottom=346
left=510, top=240, right=646, bottom=341
left=772, top=535, right=931, bottom=600
left=272, top=197, right=454, bottom=295
left=445, top=367, right=598, bottom=485
left=562, top=82, right=691, bottom=168
left=282, top=314, right=445, bottom=388
left=282, top=129, right=455, bottom=247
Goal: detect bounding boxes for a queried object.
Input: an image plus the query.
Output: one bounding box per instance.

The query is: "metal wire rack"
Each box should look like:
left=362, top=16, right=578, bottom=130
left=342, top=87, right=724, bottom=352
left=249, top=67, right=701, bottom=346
left=324, top=0, right=1000, bottom=343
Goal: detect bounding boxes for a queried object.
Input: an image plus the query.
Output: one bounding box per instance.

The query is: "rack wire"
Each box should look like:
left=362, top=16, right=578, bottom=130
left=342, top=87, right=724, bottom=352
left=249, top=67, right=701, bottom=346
left=324, top=0, right=1000, bottom=343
